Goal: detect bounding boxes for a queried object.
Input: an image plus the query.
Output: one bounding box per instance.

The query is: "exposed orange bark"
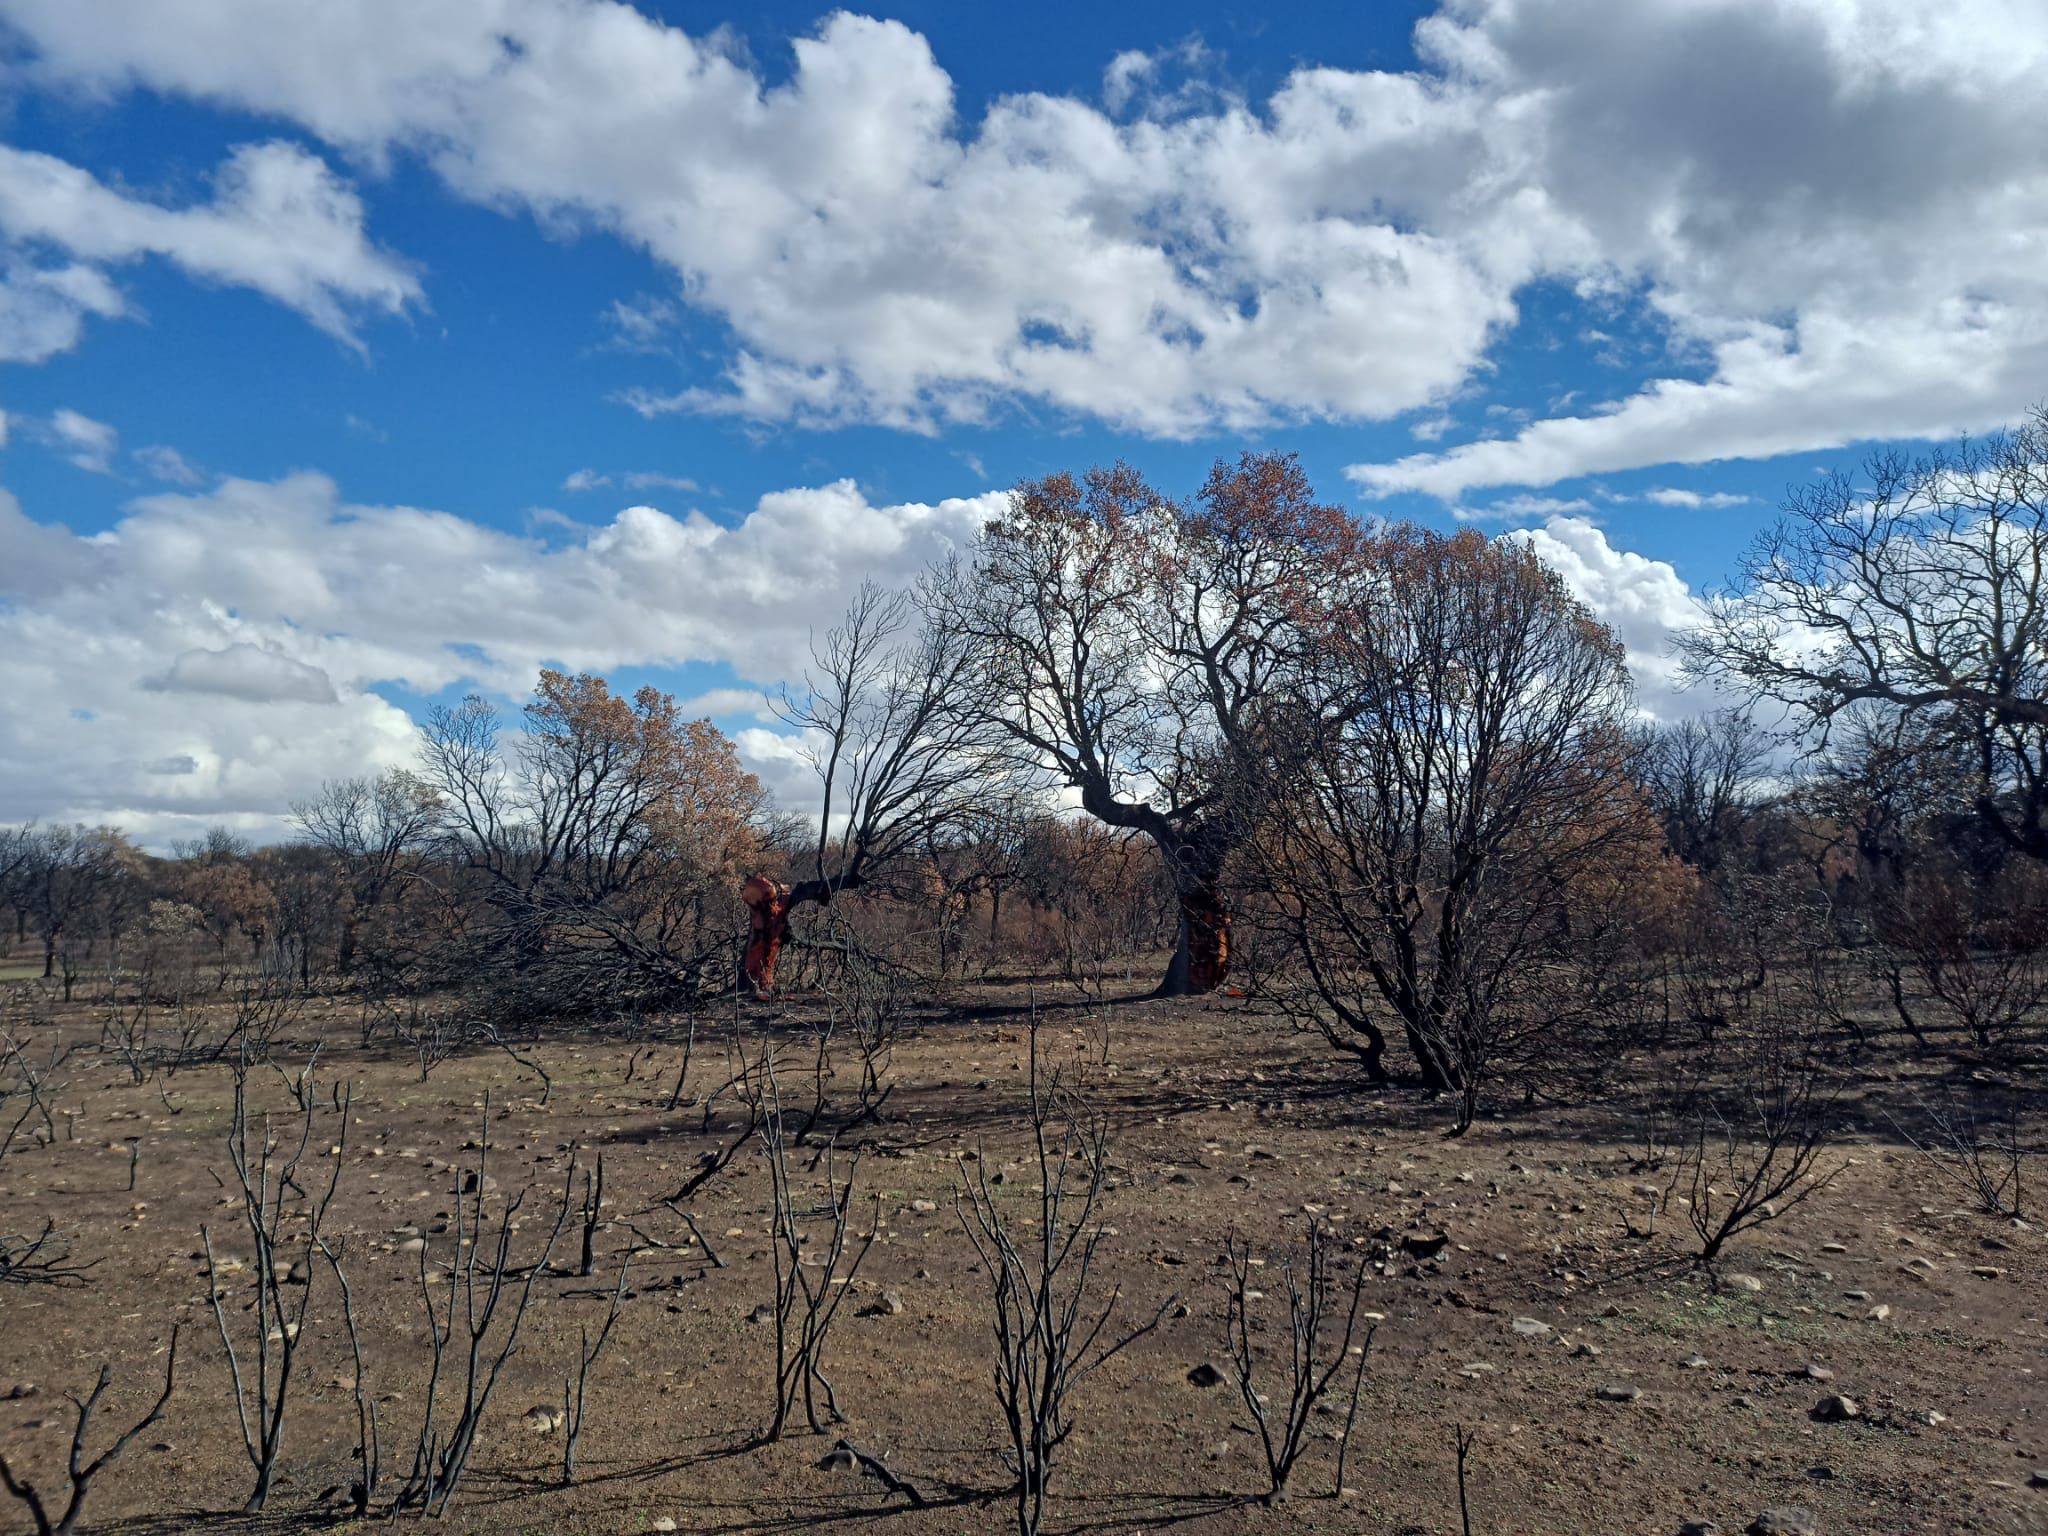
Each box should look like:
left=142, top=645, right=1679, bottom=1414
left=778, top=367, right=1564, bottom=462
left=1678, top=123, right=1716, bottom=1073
left=741, top=873, right=790, bottom=995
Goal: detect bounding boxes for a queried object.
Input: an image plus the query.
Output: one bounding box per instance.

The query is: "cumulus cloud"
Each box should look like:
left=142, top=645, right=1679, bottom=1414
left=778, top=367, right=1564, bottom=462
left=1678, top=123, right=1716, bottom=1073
left=0, top=468, right=1001, bottom=839
left=4, top=0, right=2039, bottom=459
left=1509, top=515, right=1703, bottom=718
left=0, top=138, right=420, bottom=352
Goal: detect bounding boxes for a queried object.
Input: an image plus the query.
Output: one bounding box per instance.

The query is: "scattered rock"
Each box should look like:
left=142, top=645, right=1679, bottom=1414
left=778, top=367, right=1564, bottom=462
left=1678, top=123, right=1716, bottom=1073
left=1866, top=1304, right=1891, bottom=1322
left=396, top=1237, right=426, bottom=1255
left=1810, top=1395, right=1860, bottom=1423
left=1748, top=1508, right=1817, bottom=1536
left=1801, top=1364, right=1834, bottom=1382
left=747, top=1304, right=773, bottom=1325
left=861, top=1290, right=905, bottom=1318
left=648, top=1518, right=678, bottom=1532
left=1510, top=1317, right=1551, bottom=1338
left=1679, top=1354, right=1709, bottom=1370
left=1680, top=1522, right=1721, bottom=1536
left=522, top=1405, right=562, bottom=1434
left=1186, top=1363, right=1224, bottom=1388
left=2024, top=1468, right=2048, bottom=1489
left=1401, top=1232, right=1450, bottom=1259
left=3, top=1385, right=36, bottom=1401
left=1726, top=1274, right=1763, bottom=1293
left=1572, top=1341, right=1603, bottom=1359
left=1969, top=1265, right=2003, bottom=1279
left=909, top=1199, right=937, bottom=1214
left=1922, top=1410, right=1949, bottom=1427
left=816, top=1446, right=857, bottom=1472
left=1841, top=1289, right=1870, bottom=1302
left=1596, top=1383, right=1642, bottom=1403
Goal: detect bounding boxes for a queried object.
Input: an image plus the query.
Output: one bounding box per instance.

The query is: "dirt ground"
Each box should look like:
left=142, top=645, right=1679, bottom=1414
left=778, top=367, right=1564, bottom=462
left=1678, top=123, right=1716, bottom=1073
left=2, top=981, right=2044, bottom=1536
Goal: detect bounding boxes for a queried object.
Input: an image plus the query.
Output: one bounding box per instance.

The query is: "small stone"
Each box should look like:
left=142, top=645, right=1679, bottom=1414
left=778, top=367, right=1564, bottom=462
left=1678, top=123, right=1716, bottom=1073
left=861, top=1290, right=905, bottom=1317
left=816, top=1446, right=857, bottom=1472
left=1726, top=1274, right=1763, bottom=1293
left=1679, top=1354, right=1709, bottom=1370
left=1841, top=1289, right=1870, bottom=1302
left=910, top=1199, right=937, bottom=1214
left=747, top=1304, right=773, bottom=1325
left=1970, top=1265, right=2003, bottom=1279
left=1572, top=1341, right=1603, bottom=1359
left=1596, top=1383, right=1642, bottom=1403
left=1680, top=1523, right=1721, bottom=1536
left=1820, top=1242, right=1848, bottom=1254
left=1801, top=1364, right=1834, bottom=1382
left=522, top=1405, right=561, bottom=1434
left=1748, top=1508, right=1817, bottom=1536
left=648, top=1518, right=678, bottom=1532
left=1187, top=1363, right=1224, bottom=1388
left=1866, top=1304, right=1891, bottom=1321
left=1510, top=1317, right=1551, bottom=1338
left=396, top=1237, right=426, bottom=1255
left=1810, top=1394, right=1860, bottom=1422
left=1922, top=1410, right=1948, bottom=1427
left=4, top=1384, right=36, bottom=1401
left=2025, top=1468, right=2048, bottom=1489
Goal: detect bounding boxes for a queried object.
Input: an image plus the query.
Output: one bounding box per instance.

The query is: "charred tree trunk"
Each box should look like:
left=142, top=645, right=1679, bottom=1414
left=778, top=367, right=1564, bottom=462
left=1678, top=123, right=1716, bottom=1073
left=1159, top=883, right=1233, bottom=998
left=739, top=871, right=863, bottom=996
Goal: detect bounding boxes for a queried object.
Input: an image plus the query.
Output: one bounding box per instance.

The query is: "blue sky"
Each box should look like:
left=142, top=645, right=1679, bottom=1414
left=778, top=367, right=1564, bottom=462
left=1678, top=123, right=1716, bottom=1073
left=1, top=0, right=2043, bottom=842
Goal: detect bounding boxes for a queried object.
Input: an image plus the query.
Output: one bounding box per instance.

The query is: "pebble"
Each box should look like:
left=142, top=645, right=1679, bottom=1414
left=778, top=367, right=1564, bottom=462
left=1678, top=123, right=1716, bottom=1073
left=1748, top=1509, right=1817, bottom=1536
left=1187, top=1363, right=1224, bottom=1388
left=1572, top=1341, right=1603, bottom=1359
left=1726, top=1274, right=1763, bottom=1293
left=396, top=1238, right=426, bottom=1255
left=1810, top=1395, right=1860, bottom=1423
left=1801, top=1364, right=1834, bottom=1382
left=1510, top=1317, right=1551, bottom=1338
left=648, top=1519, right=678, bottom=1532
left=1680, top=1523, right=1720, bottom=1536
left=522, top=1405, right=562, bottom=1434
left=1866, top=1304, right=1891, bottom=1321
left=1679, top=1354, right=1709, bottom=1370
left=862, top=1290, right=904, bottom=1317
left=1596, top=1383, right=1642, bottom=1403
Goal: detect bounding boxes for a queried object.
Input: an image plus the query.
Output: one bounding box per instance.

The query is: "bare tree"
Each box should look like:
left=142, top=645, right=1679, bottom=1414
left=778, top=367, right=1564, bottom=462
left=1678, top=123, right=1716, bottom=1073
left=1687, top=408, right=2048, bottom=862
left=1889, top=1087, right=2031, bottom=1219
left=937, top=453, right=1359, bottom=996
left=1668, top=1028, right=1843, bottom=1270
left=957, top=1025, right=1175, bottom=1535
left=1218, top=1221, right=1372, bottom=1502
left=202, top=1057, right=350, bottom=1511
left=0, top=1329, right=180, bottom=1536
left=760, top=1095, right=877, bottom=1439
left=740, top=581, right=1002, bottom=995
left=291, top=769, right=441, bottom=977
left=1251, top=527, right=1659, bottom=1129
left=391, top=1102, right=573, bottom=1516
left=1636, top=708, right=1775, bottom=873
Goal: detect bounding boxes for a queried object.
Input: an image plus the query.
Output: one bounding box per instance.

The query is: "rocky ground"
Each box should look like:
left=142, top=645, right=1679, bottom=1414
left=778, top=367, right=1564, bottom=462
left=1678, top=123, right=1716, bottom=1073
left=1, top=982, right=2043, bottom=1535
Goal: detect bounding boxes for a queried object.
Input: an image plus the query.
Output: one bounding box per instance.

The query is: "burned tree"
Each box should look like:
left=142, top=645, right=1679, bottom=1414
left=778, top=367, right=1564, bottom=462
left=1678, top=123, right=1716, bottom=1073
left=939, top=453, right=1357, bottom=996
left=1687, top=407, right=2048, bottom=863
left=290, top=768, right=441, bottom=977
left=740, top=582, right=1001, bottom=995
left=1252, top=528, right=1659, bottom=1128
left=421, top=671, right=765, bottom=1016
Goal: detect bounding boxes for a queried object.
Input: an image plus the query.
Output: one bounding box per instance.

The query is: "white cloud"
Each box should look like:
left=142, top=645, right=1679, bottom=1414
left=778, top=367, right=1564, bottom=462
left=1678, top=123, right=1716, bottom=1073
left=11, top=1, right=2040, bottom=456
left=1508, top=515, right=1703, bottom=718
left=47, top=408, right=117, bottom=473
left=135, top=444, right=204, bottom=485
left=0, top=468, right=1001, bottom=840
left=0, top=139, right=420, bottom=352
left=562, top=468, right=611, bottom=492
left=0, top=260, right=125, bottom=362
left=1643, top=487, right=1752, bottom=510
left=144, top=642, right=339, bottom=703
left=1456, top=492, right=1592, bottom=522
